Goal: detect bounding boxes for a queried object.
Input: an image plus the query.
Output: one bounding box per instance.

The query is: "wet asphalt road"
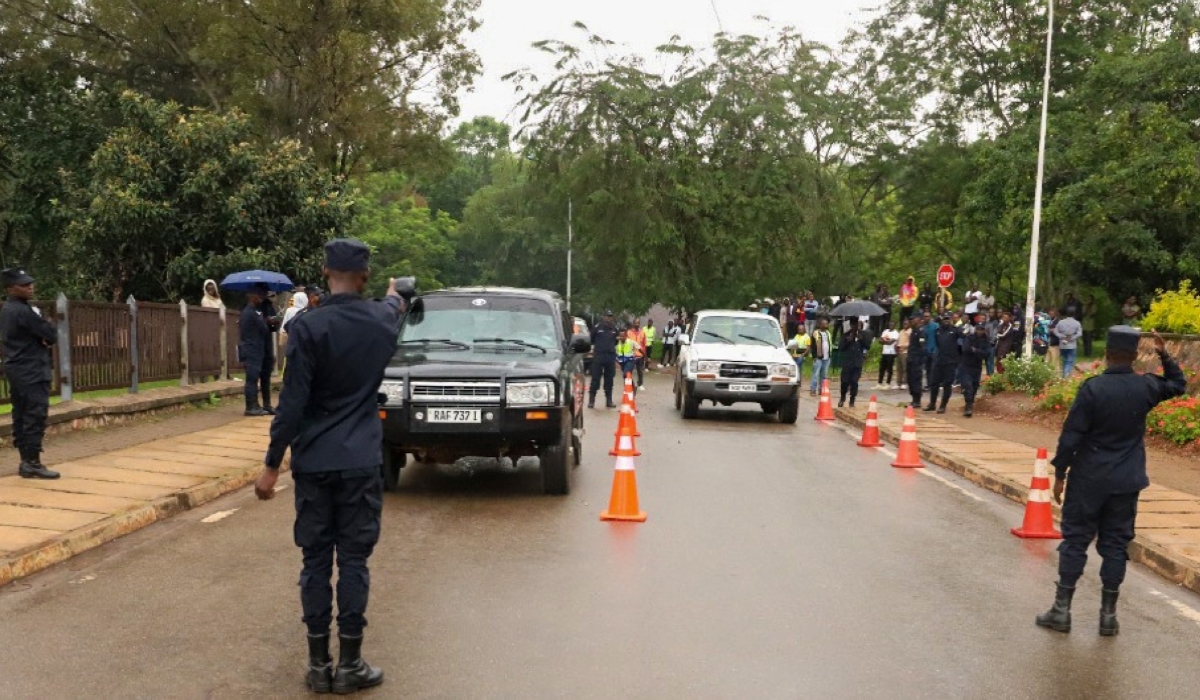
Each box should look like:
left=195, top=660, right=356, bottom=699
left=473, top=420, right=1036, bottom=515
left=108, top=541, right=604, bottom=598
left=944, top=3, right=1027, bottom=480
left=2, top=374, right=1200, bottom=699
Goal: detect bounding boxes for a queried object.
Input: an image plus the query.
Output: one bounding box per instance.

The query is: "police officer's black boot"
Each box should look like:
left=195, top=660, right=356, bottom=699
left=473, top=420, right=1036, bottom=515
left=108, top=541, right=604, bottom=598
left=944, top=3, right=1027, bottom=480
left=18, top=452, right=60, bottom=480
left=923, top=388, right=938, bottom=412
left=1099, top=588, right=1120, bottom=637
left=963, top=401, right=974, bottom=418
left=306, top=633, right=334, bottom=693
left=587, top=393, right=595, bottom=409
left=937, top=393, right=950, bottom=414
left=1035, top=581, right=1074, bottom=633
left=332, top=634, right=383, bottom=694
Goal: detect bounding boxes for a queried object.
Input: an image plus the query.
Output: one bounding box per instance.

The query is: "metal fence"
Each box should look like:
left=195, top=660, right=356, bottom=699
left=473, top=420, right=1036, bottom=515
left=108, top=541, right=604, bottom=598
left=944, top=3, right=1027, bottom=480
left=0, top=295, right=249, bottom=404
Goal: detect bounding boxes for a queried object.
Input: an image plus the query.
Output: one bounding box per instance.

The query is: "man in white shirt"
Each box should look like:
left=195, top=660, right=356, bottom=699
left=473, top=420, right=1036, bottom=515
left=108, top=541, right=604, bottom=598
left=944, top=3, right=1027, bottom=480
left=964, top=288, right=981, bottom=316
left=877, top=321, right=899, bottom=389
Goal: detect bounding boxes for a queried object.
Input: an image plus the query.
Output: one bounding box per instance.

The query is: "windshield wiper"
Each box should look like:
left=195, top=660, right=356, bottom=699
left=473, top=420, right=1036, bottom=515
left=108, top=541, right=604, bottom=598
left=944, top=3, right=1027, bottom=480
left=472, top=337, right=548, bottom=354
left=701, top=330, right=735, bottom=344
left=398, top=338, right=470, bottom=350
left=738, top=334, right=778, bottom=347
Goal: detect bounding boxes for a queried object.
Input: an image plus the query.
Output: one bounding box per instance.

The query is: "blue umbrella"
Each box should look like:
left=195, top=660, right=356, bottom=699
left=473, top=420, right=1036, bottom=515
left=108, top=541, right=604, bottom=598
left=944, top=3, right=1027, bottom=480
left=219, top=270, right=295, bottom=293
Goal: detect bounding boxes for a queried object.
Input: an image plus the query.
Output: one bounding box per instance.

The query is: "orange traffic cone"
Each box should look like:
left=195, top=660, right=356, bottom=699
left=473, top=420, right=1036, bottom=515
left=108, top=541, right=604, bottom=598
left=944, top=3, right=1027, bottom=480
left=601, top=433, right=647, bottom=523
left=857, top=395, right=883, bottom=447
left=814, top=379, right=835, bottom=421
left=891, top=406, right=923, bottom=468
left=609, top=403, right=642, bottom=457
left=622, top=372, right=639, bottom=414
left=1011, top=448, right=1063, bottom=539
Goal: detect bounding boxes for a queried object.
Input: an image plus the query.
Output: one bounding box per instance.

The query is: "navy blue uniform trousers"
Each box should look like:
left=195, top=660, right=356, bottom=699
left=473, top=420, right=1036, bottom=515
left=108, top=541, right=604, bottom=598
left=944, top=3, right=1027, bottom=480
left=1058, top=486, right=1138, bottom=588
left=294, top=469, right=383, bottom=636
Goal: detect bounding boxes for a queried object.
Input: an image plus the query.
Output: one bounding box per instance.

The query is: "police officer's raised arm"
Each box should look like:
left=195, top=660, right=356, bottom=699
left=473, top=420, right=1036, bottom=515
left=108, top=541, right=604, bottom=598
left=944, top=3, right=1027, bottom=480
left=1150, top=331, right=1187, bottom=401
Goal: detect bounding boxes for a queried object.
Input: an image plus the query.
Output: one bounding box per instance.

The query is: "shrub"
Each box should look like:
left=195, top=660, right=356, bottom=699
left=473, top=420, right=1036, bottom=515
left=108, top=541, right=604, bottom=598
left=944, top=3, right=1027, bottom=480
left=1141, top=280, right=1200, bottom=335
left=1147, top=396, right=1200, bottom=446
left=998, top=354, right=1058, bottom=395
left=1037, top=361, right=1104, bottom=411
left=983, top=372, right=1010, bottom=395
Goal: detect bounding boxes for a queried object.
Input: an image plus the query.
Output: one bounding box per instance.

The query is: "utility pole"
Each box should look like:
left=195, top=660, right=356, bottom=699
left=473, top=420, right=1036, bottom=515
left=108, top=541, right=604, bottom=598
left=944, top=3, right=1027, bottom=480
left=1024, top=0, right=1054, bottom=358
left=567, top=198, right=573, bottom=312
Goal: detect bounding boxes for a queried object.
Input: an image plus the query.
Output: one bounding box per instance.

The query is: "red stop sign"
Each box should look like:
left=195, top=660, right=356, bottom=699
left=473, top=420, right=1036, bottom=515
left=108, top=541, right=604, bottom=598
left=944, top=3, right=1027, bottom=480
left=937, top=264, right=956, bottom=288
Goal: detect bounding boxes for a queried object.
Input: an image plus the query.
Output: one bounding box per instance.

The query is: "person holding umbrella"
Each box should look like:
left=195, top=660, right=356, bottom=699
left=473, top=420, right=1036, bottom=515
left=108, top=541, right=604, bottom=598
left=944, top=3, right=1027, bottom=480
left=237, top=283, right=279, bottom=416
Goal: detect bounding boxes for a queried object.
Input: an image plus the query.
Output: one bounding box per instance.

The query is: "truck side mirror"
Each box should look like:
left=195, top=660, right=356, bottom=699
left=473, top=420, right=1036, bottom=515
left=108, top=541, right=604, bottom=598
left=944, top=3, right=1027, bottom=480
left=570, top=333, right=592, bottom=353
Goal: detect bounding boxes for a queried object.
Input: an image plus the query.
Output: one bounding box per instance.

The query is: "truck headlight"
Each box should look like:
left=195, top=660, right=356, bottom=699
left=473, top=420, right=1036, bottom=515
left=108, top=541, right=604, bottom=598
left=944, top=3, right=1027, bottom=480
left=695, top=361, right=721, bottom=373
left=507, top=381, right=554, bottom=406
left=379, top=380, right=405, bottom=406
left=771, top=363, right=798, bottom=378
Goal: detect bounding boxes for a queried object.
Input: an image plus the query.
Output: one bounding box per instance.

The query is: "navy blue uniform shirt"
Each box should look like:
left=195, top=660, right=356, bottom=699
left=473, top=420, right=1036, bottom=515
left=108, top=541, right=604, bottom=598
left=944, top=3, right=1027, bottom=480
left=592, top=320, right=618, bottom=355
left=264, top=293, right=402, bottom=472
left=933, top=325, right=962, bottom=364
left=238, top=303, right=274, bottom=362
left=0, top=296, right=56, bottom=381
left=1052, top=355, right=1186, bottom=492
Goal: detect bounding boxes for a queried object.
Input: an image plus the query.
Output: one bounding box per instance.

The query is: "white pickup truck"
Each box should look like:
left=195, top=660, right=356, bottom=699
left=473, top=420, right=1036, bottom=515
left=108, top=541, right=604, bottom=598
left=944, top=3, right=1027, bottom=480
left=673, top=310, right=800, bottom=423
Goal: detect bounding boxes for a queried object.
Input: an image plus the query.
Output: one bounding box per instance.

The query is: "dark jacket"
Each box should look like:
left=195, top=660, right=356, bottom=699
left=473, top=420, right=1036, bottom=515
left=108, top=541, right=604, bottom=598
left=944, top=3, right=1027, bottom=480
left=1051, top=357, right=1186, bottom=493
left=265, top=293, right=403, bottom=473
left=962, top=332, right=990, bottom=369
left=592, top=320, right=618, bottom=356
left=906, top=329, right=927, bottom=366
left=933, top=325, right=962, bottom=364
left=0, top=296, right=56, bottom=382
left=238, top=303, right=274, bottom=362
left=838, top=331, right=871, bottom=370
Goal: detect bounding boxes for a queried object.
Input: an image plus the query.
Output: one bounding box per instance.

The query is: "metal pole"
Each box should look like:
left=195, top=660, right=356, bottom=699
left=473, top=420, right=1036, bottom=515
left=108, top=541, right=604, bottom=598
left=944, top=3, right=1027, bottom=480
left=1024, top=0, right=1054, bottom=359
left=566, top=198, right=573, bottom=312
left=219, top=304, right=229, bottom=381
left=56, top=293, right=72, bottom=402
left=128, top=295, right=139, bottom=394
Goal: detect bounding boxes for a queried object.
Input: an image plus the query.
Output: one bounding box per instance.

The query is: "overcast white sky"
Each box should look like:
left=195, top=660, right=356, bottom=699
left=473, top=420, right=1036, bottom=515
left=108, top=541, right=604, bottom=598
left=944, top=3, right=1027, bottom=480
left=458, top=0, right=882, bottom=125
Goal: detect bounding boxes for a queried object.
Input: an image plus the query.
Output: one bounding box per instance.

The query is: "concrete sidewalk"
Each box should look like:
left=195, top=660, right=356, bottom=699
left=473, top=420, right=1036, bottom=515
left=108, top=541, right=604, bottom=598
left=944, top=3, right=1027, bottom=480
left=834, top=401, right=1200, bottom=595
left=0, top=418, right=273, bottom=587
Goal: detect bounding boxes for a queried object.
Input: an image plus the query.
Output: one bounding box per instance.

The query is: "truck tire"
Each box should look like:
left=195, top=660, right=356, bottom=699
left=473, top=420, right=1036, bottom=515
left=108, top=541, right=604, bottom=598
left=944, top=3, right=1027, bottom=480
left=682, top=384, right=700, bottom=420
left=381, top=447, right=406, bottom=492
left=540, top=421, right=571, bottom=495
left=572, top=409, right=584, bottom=467
left=674, top=376, right=683, bottom=411
left=778, top=393, right=800, bottom=425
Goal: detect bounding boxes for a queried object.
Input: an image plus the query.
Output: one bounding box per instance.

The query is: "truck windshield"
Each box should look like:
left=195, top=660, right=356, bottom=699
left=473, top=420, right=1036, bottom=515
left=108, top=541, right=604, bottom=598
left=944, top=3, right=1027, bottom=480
left=693, top=316, right=783, bottom=348
left=399, top=295, right=560, bottom=353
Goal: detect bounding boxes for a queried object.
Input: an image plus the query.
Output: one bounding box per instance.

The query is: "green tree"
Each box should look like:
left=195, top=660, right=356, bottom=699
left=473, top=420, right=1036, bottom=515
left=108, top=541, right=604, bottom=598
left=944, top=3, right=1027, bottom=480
left=63, top=91, right=351, bottom=302
left=422, top=116, right=511, bottom=221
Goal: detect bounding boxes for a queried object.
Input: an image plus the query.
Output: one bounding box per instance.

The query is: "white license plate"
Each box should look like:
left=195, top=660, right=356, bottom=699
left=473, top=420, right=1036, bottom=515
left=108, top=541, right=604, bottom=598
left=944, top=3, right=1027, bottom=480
left=729, top=383, right=758, bottom=392
left=427, top=408, right=481, bottom=423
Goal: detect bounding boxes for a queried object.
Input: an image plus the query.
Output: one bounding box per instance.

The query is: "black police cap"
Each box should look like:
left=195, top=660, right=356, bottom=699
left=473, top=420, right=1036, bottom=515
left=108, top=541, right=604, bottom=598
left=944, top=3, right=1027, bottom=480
left=324, top=238, right=370, bottom=272
left=1, top=267, right=34, bottom=286
left=1106, top=325, right=1141, bottom=353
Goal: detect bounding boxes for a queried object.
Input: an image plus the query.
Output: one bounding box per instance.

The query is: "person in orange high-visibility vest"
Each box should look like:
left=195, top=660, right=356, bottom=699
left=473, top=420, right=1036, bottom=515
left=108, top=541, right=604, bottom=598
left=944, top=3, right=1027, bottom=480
left=629, top=320, right=648, bottom=390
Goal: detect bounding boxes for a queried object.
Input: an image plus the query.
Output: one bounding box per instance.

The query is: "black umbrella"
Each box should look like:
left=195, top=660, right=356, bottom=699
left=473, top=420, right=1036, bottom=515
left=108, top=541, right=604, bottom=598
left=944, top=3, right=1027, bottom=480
left=829, top=300, right=887, bottom=317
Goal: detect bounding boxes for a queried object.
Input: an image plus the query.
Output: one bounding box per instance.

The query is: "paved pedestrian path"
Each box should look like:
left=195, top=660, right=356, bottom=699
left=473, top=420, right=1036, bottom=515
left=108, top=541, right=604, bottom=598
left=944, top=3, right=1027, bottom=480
left=834, top=401, right=1200, bottom=596
left=0, top=418, right=271, bottom=586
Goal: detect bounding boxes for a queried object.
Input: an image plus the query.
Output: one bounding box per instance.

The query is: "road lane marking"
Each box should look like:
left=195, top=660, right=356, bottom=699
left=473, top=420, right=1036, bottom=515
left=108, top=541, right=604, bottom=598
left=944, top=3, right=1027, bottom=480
left=201, top=509, right=239, bottom=523
left=834, top=424, right=986, bottom=503
left=1149, top=589, right=1200, bottom=628
left=69, top=574, right=96, bottom=585
left=274, top=484, right=289, bottom=493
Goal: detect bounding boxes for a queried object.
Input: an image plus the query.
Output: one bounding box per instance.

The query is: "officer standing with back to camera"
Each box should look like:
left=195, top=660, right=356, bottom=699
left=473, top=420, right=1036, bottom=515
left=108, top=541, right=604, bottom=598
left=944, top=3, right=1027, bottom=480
left=254, top=239, right=403, bottom=694
left=0, top=267, right=60, bottom=479
left=589, top=309, right=618, bottom=409
left=924, top=312, right=962, bottom=414
left=1036, top=327, right=1186, bottom=637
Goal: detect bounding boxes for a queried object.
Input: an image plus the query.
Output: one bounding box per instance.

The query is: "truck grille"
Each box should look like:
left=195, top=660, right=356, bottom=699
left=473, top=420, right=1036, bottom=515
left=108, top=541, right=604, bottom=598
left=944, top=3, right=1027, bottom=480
left=719, top=363, right=768, bottom=379
left=410, top=381, right=502, bottom=403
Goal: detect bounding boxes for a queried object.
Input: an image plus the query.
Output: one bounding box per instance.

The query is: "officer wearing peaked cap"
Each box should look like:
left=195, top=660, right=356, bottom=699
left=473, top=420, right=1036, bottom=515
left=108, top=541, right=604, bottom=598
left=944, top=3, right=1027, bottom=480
left=0, top=267, right=60, bottom=479
left=255, top=239, right=403, bottom=694
left=1037, top=326, right=1186, bottom=637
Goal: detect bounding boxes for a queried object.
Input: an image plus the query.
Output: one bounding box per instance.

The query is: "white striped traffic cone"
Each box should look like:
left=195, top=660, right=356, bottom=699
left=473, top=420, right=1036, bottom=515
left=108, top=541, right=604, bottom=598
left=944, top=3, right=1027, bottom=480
left=857, top=395, right=883, bottom=447
left=891, top=406, right=923, bottom=468
left=1011, top=448, right=1062, bottom=539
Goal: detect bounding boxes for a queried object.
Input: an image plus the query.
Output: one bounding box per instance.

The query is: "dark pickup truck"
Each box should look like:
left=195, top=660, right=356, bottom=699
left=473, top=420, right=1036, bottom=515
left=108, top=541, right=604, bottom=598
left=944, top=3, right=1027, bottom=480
left=378, top=287, right=591, bottom=494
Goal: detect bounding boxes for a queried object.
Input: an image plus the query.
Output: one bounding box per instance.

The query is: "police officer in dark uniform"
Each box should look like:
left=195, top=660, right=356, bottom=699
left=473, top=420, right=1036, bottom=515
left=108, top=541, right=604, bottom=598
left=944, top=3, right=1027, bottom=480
left=588, top=309, right=618, bottom=409
left=1037, top=327, right=1186, bottom=636
left=238, top=283, right=278, bottom=416
left=923, top=313, right=962, bottom=414
left=255, top=239, right=402, bottom=694
left=960, top=320, right=990, bottom=418
left=0, top=267, right=60, bottom=479
left=905, top=317, right=927, bottom=409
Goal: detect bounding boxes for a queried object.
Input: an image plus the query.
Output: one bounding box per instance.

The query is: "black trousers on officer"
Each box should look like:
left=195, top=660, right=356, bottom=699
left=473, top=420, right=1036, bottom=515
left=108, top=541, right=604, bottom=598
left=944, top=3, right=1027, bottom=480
left=927, top=362, right=957, bottom=408
left=294, top=469, right=383, bottom=637
left=9, top=375, right=50, bottom=462
left=839, top=366, right=862, bottom=404
left=589, top=353, right=616, bottom=402
left=961, top=363, right=984, bottom=408
left=907, top=360, right=924, bottom=407
left=1058, top=486, right=1138, bottom=589
left=243, top=354, right=275, bottom=409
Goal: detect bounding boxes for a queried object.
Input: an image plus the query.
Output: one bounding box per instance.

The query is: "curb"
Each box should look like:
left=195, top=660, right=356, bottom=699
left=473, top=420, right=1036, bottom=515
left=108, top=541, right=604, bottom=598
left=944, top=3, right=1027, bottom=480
left=0, top=459, right=283, bottom=588
left=834, top=407, right=1200, bottom=596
